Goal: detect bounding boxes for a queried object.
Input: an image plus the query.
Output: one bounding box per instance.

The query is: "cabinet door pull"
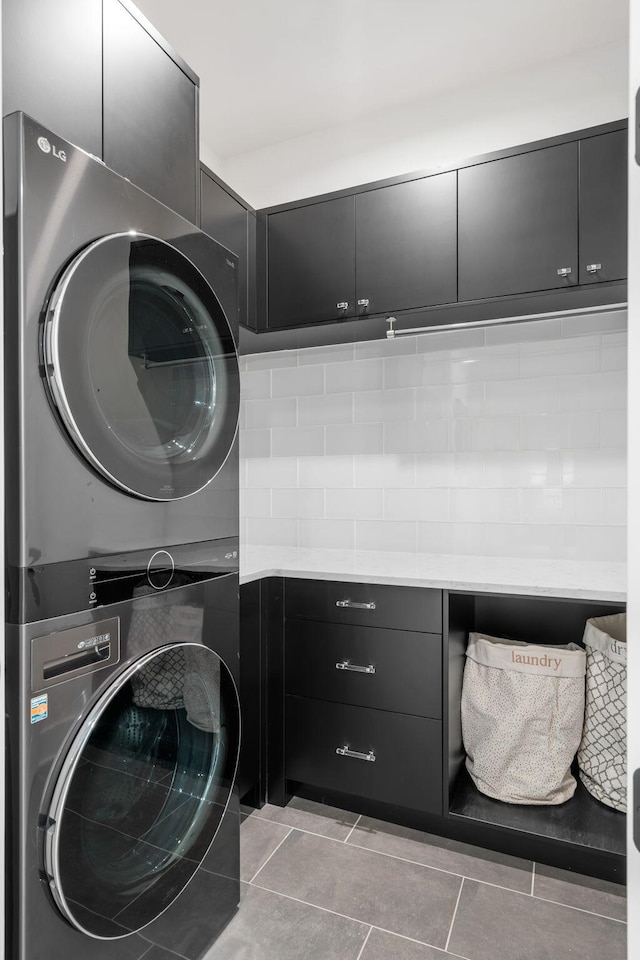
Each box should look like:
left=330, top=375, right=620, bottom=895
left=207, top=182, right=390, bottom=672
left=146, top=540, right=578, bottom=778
left=336, top=745, right=376, bottom=762
left=335, top=660, right=376, bottom=674
left=557, top=267, right=572, bottom=277
left=586, top=263, right=602, bottom=273
left=357, top=298, right=370, bottom=308
left=336, top=301, right=349, bottom=310
left=335, top=599, right=376, bottom=610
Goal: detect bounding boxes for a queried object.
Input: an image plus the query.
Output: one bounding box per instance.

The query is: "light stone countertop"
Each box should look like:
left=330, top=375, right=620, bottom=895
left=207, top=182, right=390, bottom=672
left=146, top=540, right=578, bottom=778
left=239, top=546, right=626, bottom=602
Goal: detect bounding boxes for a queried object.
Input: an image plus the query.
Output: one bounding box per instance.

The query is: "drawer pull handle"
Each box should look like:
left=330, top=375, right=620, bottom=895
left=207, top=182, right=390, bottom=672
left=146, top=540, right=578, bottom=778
left=335, top=600, right=376, bottom=610
left=586, top=263, right=602, bottom=273
left=336, top=660, right=376, bottom=674
left=336, top=745, right=376, bottom=762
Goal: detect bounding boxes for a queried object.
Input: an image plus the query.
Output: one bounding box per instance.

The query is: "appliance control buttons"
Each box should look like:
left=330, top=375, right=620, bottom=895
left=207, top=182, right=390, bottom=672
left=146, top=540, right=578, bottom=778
left=147, top=550, right=175, bottom=590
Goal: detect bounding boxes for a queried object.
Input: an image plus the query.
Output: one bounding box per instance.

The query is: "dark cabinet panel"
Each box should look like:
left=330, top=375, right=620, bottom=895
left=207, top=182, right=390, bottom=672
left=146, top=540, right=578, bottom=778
left=579, top=130, right=628, bottom=285
left=458, top=142, right=578, bottom=301
left=356, top=173, right=457, bottom=314
left=200, top=167, right=255, bottom=329
left=238, top=581, right=262, bottom=802
left=286, top=696, right=443, bottom=813
left=267, top=197, right=355, bottom=328
left=3, top=0, right=103, bottom=158
left=103, top=0, right=198, bottom=222
left=285, top=621, right=442, bottom=719
left=285, top=579, right=442, bottom=633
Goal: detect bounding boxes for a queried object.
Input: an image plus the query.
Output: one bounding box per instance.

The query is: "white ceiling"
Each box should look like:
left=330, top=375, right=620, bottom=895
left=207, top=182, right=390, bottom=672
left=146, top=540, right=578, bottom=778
left=134, top=0, right=628, bottom=162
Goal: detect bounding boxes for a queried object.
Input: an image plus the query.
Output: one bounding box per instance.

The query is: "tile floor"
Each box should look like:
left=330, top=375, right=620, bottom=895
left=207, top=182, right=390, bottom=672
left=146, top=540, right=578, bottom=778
left=203, top=797, right=627, bottom=960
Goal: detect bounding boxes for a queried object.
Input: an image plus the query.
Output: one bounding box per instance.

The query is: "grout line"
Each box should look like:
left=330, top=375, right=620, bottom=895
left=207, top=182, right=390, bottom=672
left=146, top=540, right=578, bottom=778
left=444, top=877, right=465, bottom=954
left=248, top=826, right=293, bottom=884
left=354, top=925, right=373, bottom=960
left=530, top=894, right=627, bottom=925
left=343, top=813, right=362, bottom=844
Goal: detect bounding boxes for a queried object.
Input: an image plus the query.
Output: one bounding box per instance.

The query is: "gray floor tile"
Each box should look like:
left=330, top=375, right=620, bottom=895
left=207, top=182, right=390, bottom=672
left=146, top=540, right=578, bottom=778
left=202, top=882, right=369, bottom=960
left=348, top=816, right=533, bottom=893
left=253, top=829, right=461, bottom=949
left=360, top=928, right=453, bottom=960
left=533, top=862, right=626, bottom=921
left=240, top=814, right=291, bottom=882
left=253, top=796, right=359, bottom=840
left=448, top=879, right=627, bottom=960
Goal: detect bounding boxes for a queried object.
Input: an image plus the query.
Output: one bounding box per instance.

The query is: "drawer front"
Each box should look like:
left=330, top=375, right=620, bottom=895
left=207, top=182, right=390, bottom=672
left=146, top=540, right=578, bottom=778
left=285, top=620, right=442, bottom=719
left=285, top=696, right=443, bottom=814
left=285, top=579, right=442, bottom=633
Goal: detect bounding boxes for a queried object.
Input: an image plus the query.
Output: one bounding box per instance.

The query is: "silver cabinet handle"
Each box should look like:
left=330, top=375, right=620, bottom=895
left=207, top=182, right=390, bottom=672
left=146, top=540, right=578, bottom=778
left=357, top=298, right=370, bottom=307
left=336, top=745, right=376, bottom=762
left=586, top=263, right=602, bottom=273
left=557, top=267, right=572, bottom=277
left=336, top=301, right=349, bottom=310
left=335, top=599, right=376, bottom=610
left=336, top=660, right=376, bottom=674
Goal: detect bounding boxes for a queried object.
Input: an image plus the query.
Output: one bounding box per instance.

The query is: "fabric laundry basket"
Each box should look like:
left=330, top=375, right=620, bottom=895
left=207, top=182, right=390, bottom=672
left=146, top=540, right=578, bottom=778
left=577, top=613, right=627, bottom=812
left=461, top=632, right=586, bottom=805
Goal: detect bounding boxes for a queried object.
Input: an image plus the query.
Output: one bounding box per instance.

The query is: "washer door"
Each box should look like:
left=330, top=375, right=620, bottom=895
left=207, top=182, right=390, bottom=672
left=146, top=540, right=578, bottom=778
left=44, top=643, right=240, bottom=939
left=43, top=233, right=240, bottom=500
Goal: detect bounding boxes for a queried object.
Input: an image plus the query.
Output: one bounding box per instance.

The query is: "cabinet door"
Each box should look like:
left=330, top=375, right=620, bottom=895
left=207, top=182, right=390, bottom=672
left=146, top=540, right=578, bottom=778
left=3, top=0, right=102, bottom=158
left=103, top=0, right=198, bottom=222
left=458, top=143, right=578, bottom=301
left=579, top=130, right=628, bottom=285
left=200, top=168, right=255, bottom=329
left=356, top=173, right=457, bottom=315
left=267, top=196, right=355, bottom=328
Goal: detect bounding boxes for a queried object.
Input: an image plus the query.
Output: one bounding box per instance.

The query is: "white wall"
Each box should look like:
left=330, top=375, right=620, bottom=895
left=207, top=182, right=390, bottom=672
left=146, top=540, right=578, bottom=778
left=221, top=40, right=628, bottom=209
left=240, top=312, right=627, bottom=562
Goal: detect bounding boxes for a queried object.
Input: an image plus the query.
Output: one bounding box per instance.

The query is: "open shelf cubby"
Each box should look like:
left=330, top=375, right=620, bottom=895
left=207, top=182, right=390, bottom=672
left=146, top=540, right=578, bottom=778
left=446, top=591, right=626, bottom=872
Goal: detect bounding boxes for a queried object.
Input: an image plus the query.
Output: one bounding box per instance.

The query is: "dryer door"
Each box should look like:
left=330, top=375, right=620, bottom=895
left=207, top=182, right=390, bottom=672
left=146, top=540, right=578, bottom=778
left=43, top=233, right=240, bottom=501
left=43, top=643, right=240, bottom=939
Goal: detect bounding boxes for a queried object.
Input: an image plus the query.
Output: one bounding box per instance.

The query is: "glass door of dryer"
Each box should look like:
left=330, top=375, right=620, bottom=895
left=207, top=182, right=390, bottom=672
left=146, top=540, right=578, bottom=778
left=43, top=643, right=240, bottom=939
left=42, top=233, right=240, bottom=500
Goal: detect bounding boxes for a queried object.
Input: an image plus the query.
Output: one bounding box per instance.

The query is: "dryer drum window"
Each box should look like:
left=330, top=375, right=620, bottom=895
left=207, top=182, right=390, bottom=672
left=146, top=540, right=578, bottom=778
left=43, top=643, right=240, bottom=939
left=43, top=233, right=240, bottom=501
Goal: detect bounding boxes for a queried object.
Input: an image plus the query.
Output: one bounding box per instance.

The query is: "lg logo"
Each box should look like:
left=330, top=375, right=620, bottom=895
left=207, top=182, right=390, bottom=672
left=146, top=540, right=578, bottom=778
left=37, top=135, right=66, bottom=163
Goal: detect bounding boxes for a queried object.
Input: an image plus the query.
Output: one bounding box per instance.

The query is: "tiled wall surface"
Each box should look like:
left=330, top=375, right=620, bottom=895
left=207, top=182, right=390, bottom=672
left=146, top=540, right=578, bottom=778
left=239, top=311, right=627, bottom=561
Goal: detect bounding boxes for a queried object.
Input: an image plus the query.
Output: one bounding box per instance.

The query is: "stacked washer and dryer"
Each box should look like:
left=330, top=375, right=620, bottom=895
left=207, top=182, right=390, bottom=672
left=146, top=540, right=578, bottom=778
left=4, top=113, right=243, bottom=960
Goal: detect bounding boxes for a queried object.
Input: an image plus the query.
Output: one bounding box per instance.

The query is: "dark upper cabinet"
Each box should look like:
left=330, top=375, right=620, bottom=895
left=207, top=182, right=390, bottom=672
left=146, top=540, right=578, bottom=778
left=266, top=196, right=356, bottom=328
left=458, top=142, right=579, bottom=301
left=355, top=173, right=457, bottom=315
left=3, top=0, right=103, bottom=158
left=200, top=166, right=256, bottom=330
left=579, top=130, right=628, bottom=285
left=103, top=0, right=199, bottom=222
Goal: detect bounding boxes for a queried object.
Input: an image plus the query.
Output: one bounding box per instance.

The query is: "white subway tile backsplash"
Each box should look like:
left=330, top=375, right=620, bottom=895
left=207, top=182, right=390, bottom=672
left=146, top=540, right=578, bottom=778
left=299, top=519, right=355, bottom=549
left=354, top=387, right=415, bottom=422
left=299, top=392, right=353, bottom=426
left=272, top=364, right=324, bottom=398
left=561, top=488, right=603, bottom=524
left=272, top=488, right=325, bottom=519
left=450, top=488, right=520, bottom=523
left=326, top=358, right=383, bottom=394
left=355, top=520, right=417, bottom=552
left=239, top=312, right=627, bottom=564
left=245, top=397, right=297, bottom=429
left=384, top=488, right=449, bottom=522
left=384, top=419, right=449, bottom=455
left=271, top=426, right=325, bottom=458
left=327, top=488, right=383, bottom=520
left=298, top=455, right=354, bottom=488
left=327, top=423, right=384, bottom=456
left=561, top=524, right=626, bottom=562
left=450, top=417, right=520, bottom=452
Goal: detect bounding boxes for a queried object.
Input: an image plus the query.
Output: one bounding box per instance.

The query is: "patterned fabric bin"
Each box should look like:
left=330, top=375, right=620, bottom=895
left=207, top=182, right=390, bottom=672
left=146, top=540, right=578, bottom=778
left=577, top=613, right=627, bottom=812
left=461, top=632, right=586, bottom=805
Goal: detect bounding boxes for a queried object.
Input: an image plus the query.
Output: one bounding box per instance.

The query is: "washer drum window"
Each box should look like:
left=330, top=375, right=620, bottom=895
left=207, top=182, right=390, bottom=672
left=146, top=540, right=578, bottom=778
left=43, top=233, right=240, bottom=501
left=43, top=642, right=240, bottom=939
